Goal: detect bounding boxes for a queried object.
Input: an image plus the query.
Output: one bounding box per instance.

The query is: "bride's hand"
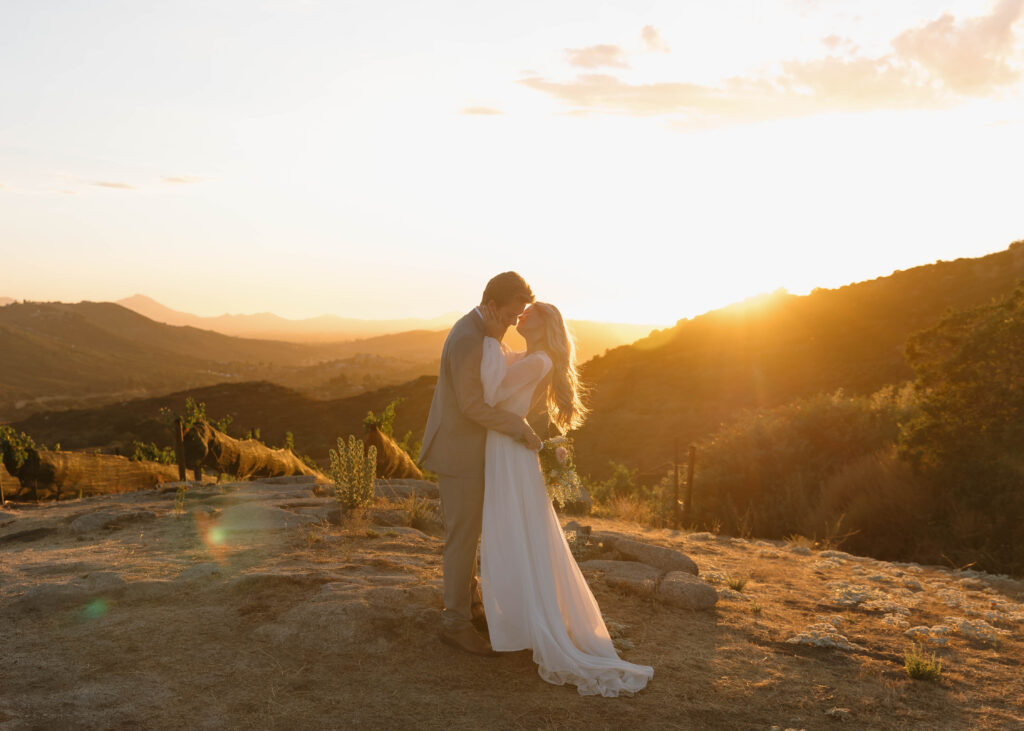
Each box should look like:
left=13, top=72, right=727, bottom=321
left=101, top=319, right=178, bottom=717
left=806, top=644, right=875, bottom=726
left=481, top=304, right=506, bottom=340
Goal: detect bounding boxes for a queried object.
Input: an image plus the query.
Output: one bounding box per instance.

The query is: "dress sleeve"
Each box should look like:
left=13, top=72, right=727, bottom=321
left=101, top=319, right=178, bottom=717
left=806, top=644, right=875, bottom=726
left=490, top=347, right=552, bottom=405
left=481, top=337, right=507, bottom=406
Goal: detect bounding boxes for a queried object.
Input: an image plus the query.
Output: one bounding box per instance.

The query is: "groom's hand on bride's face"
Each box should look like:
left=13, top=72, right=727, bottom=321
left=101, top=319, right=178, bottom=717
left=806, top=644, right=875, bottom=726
left=482, top=303, right=507, bottom=340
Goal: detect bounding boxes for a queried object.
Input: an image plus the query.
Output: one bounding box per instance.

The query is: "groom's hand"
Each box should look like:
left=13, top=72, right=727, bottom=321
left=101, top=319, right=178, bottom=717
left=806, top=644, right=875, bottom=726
left=482, top=304, right=507, bottom=340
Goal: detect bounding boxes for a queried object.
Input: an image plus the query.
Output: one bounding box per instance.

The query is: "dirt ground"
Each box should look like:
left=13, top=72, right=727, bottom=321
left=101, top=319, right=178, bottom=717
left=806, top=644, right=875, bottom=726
left=1, top=479, right=1022, bottom=730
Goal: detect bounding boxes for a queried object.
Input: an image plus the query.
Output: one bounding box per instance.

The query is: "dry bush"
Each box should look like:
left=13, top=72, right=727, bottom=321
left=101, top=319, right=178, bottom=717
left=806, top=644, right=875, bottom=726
left=812, top=446, right=934, bottom=561
left=603, top=495, right=657, bottom=526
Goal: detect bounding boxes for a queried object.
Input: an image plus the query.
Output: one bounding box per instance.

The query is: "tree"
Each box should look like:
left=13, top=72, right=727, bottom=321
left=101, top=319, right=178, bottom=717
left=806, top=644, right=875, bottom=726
left=900, top=283, right=1024, bottom=502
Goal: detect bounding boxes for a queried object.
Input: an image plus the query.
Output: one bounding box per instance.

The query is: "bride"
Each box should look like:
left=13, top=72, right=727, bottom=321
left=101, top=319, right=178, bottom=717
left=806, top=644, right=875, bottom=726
left=478, top=302, right=653, bottom=697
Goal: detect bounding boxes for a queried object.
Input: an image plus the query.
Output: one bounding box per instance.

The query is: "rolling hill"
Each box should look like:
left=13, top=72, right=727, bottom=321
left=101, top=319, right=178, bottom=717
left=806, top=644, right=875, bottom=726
left=0, top=299, right=657, bottom=421
left=573, top=241, right=1024, bottom=478
left=116, top=294, right=659, bottom=357
left=9, top=378, right=437, bottom=464
left=116, top=294, right=462, bottom=343
left=0, top=302, right=438, bottom=421
left=10, top=241, right=1024, bottom=480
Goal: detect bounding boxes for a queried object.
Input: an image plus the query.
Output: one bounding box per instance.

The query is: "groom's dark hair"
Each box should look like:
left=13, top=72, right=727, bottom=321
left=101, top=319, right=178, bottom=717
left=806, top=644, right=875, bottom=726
left=481, top=272, right=535, bottom=307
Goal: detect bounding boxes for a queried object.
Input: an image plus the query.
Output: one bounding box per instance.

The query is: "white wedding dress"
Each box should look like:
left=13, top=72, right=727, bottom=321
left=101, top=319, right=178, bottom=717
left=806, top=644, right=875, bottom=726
left=479, top=337, right=653, bottom=697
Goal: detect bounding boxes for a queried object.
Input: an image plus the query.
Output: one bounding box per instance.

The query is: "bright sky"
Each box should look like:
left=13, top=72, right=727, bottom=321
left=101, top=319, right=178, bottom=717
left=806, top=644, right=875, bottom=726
left=2, top=0, right=1023, bottom=325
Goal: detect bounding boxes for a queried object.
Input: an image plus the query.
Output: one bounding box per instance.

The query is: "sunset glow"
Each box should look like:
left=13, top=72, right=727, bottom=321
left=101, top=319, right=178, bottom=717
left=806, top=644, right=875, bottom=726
left=1, top=1, right=1022, bottom=325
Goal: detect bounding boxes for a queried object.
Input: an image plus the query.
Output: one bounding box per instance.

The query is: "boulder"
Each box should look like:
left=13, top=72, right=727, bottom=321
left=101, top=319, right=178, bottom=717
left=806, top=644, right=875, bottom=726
left=579, top=560, right=660, bottom=594
left=610, top=537, right=699, bottom=576
left=69, top=509, right=157, bottom=535
left=375, top=479, right=440, bottom=500
left=216, top=504, right=316, bottom=533
left=658, top=571, right=718, bottom=610
left=14, top=571, right=128, bottom=612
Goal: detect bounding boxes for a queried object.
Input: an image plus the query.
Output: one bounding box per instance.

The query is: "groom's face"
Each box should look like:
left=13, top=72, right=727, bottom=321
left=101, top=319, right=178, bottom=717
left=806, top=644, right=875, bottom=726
left=489, top=298, right=529, bottom=330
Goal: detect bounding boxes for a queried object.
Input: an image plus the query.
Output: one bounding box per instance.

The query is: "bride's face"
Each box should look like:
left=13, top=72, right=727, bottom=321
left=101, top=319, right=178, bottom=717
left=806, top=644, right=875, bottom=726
left=515, top=305, right=545, bottom=340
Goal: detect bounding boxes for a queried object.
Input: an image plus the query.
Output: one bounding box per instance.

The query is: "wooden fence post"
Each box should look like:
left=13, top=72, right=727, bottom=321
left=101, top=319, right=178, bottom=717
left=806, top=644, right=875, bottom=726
left=174, top=418, right=187, bottom=482
left=683, top=445, right=696, bottom=526
left=673, top=438, right=681, bottom=529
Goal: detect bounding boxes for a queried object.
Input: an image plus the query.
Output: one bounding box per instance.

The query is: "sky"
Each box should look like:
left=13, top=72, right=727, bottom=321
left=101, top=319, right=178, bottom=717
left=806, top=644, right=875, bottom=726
left=1, top=0, right=1023, bottom=325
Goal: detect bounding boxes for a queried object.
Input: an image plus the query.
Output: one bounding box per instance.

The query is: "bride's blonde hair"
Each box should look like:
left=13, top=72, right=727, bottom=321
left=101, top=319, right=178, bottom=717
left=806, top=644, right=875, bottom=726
left=531, top=302, right=588, bottom=434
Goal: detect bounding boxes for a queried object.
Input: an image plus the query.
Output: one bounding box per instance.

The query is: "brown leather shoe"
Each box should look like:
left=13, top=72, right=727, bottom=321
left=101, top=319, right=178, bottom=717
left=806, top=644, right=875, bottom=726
left=439, top=625, right=499, bottom=657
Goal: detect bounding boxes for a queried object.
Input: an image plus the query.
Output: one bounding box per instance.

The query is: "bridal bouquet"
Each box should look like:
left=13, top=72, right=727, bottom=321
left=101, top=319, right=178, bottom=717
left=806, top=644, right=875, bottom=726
left=539, top=436, right=585, bottom=508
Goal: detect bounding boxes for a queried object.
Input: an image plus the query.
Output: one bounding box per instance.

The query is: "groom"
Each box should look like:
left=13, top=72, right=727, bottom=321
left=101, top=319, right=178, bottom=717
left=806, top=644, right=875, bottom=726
left=419, top=272, right=544, bottom=656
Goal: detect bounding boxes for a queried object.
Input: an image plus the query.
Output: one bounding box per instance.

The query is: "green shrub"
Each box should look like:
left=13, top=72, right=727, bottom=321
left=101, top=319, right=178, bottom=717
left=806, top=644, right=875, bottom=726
left=329, top=435, right=377, bottom=512
left=363, top=398, right=403, bottom=438
left=589, top=461, right=639, bottom=505
left=904, top=644, right=942, bottom=681
left=130, top=441, right=175, bottom=464
left=692, top=388, right=914, bottom=539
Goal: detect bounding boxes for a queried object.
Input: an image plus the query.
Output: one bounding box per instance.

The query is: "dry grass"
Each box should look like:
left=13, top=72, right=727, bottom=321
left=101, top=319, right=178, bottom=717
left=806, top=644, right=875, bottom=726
left=1, top=485, right=1022, bottom=729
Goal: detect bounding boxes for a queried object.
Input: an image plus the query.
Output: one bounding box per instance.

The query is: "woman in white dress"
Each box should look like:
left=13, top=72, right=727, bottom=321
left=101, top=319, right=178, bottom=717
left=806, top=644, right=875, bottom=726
left=478, top=302, right=653, bottom=697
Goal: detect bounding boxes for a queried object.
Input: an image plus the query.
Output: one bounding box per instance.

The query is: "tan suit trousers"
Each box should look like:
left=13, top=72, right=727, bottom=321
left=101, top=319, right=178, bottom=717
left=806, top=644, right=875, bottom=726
left=438, top=469, right=485, bottom=631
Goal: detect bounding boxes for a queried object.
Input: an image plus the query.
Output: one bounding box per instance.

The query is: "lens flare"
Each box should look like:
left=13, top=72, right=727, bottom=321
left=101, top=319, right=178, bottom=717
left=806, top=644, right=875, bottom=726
left=81, top=598, right=109, bottom=620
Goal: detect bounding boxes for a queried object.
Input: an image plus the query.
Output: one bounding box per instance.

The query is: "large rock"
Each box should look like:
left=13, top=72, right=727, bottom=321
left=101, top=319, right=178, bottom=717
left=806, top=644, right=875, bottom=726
left=216, top=504, right=316, bottom=533
left=657, top=571, right=718, bottom=610
left=69, top=509, right=157, bottom=535
left=579, top=560, right=660, bottom=594
left=375, top=479, right=440, bottom=500
left=13, top=571, right=128, bottom=612
left=605, top=537, right=699, bottom=576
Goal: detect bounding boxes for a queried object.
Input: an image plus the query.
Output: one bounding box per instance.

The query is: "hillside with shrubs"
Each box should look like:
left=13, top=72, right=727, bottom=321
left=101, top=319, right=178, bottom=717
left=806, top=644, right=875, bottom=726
left=578, top=242, right=1024, bottom=576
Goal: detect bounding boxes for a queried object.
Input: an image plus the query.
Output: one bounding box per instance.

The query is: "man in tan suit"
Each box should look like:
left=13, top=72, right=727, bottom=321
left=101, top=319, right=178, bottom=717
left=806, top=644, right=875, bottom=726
left=419, top=272, right=544, bottom=655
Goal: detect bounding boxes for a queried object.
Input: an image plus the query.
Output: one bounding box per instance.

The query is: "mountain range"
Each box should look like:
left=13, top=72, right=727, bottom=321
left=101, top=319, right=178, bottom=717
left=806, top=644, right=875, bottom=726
left=114, top=295, right=463, bottom=343
left=0, top=298, right=655, bottom=421
left=7, top=242, right=1023, bottom=480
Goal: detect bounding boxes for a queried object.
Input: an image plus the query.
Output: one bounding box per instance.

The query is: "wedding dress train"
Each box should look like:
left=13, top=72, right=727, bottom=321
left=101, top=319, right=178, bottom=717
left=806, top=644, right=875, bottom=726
left=478, top=337, right=653, bottom=697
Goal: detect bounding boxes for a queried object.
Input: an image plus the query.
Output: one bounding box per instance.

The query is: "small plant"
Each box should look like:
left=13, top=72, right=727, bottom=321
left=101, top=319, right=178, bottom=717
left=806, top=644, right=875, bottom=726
left=904, top=644, right=943, bottom=681
left=160, top=397, right=233, bottom=432
left=174, top=484, right=187, bottom=516
left=727, top=574, right=749, bottom=592
left=749, top=602, right=763, bottom=615
left=784, top=533, right=815, bottom=549
left=363, top=398, right=404, bottom=437
left=564, top=530, right=591, bottom=563
left=403, top=491, right=439, bottom=532
left=130, top=441, right=176, bottom=464
left=329, top=435, right=377, bottom=513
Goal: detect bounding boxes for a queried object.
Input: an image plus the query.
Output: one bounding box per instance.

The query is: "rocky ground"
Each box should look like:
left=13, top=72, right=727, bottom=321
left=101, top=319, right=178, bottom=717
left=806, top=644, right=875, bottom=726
left=1, top=477, right=1022, bottom=730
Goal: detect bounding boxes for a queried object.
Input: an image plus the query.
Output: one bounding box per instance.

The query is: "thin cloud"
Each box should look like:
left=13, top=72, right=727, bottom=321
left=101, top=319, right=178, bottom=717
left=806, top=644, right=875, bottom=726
left=565, top=44, right=629, bottom=69
left=641, top=26, right=671, bottom=53
left=891, top=0, right=1024, bottom=95
left=92, top=181, right=137, bottom=190
left=460, top=106, right=503, bottom=115
left=162, top=175, right=205, bottom=184
left=523, top=1, right=1024, bottom=127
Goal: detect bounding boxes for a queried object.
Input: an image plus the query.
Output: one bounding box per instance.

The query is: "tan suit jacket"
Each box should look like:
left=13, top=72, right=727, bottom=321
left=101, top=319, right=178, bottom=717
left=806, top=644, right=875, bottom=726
left=419, top=309, right=526, bottom=477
